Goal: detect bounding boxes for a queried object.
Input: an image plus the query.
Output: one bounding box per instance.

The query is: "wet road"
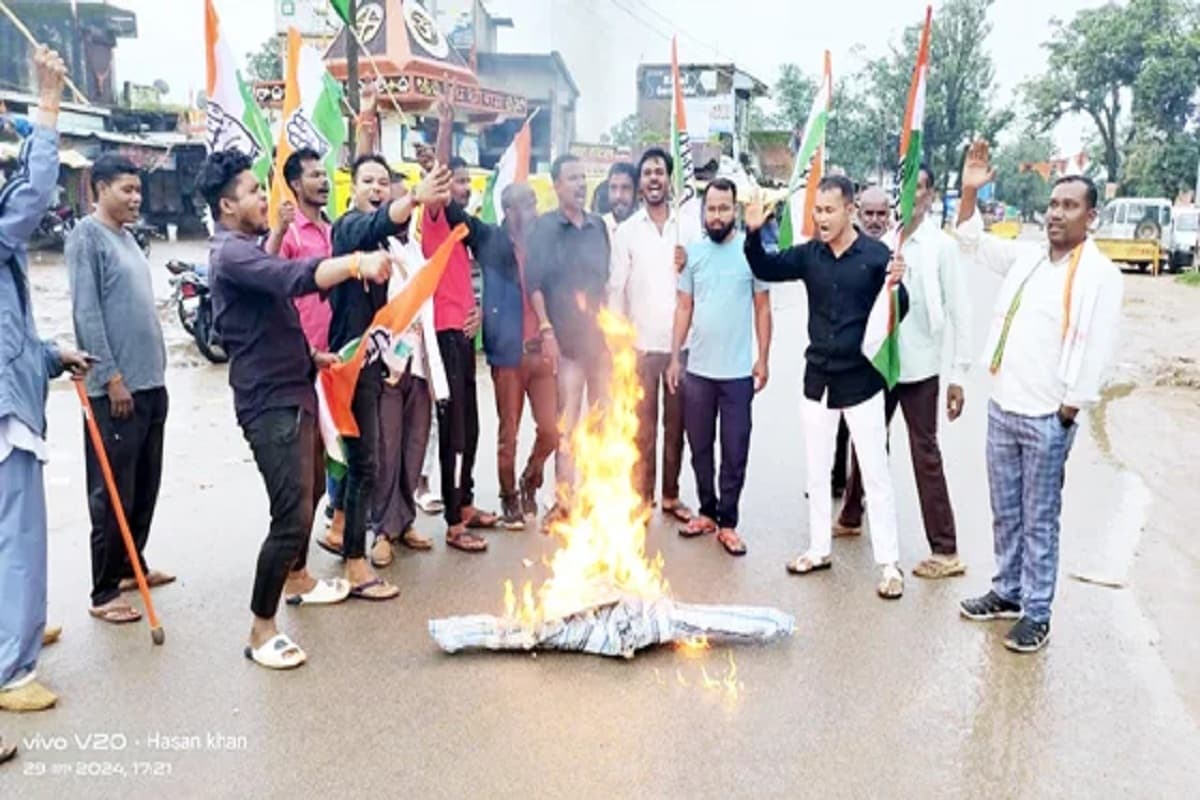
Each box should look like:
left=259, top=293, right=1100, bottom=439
left=3, top=238, right=1198, bottom=798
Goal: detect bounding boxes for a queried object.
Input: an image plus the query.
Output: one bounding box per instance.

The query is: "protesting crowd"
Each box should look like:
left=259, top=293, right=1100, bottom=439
left=0, top=29, right=1124, bottom=752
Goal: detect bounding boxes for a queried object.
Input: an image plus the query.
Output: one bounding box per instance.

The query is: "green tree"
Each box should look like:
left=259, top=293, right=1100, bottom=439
left=605, top=113, right=658, bottom=148
left=749, top=63, right=818, bottom=131
left=246, top=36, right=283, bottom=82
left=993, top=128, right=1055, bottom=220
left=1023, top=0, right=1199, bottom=185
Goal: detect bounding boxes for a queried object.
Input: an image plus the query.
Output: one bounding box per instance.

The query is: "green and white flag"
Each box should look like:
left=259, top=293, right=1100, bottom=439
left=779, top=51, right=831, bottom=249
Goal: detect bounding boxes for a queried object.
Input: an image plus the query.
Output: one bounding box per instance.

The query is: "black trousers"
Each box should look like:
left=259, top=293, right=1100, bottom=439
left=242, top=407, right=315, bottom=619
left=437, top=330, right=480, bottom=527
left=342, top=363, right=383, bottom=561
left=682, top=374, right=753, bottom=529
left=84, top=387, right=168, bottom=607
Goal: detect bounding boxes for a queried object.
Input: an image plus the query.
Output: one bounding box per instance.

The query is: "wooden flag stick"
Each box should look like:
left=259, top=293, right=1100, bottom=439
left=0, top=0, right=90, bottom=104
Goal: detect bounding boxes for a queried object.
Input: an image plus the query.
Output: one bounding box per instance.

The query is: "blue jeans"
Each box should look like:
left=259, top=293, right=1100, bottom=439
left=986, top=401, right=1078, bottom=623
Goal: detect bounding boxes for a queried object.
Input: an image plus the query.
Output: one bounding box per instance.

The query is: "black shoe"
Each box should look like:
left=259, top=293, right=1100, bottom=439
left=500, top=496, right=526, bottom=530
left=1003, top=616, right=1051, bottom=653
left=519, top=480, right=538, bottom=518
left=959, top=590, right=1022, bottom=621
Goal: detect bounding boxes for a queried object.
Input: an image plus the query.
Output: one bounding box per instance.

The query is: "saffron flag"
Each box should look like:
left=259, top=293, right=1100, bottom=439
left=480, top=115, right=532, bottom=225
left=204, top=0, right=272, bottom=181
left=669, top=36, right=694, bottom=206
left=321, top=224, right=469, bottom=437
left=270, top=28, right=348, bottom=225
left=779, top=51, right=832, bottom=248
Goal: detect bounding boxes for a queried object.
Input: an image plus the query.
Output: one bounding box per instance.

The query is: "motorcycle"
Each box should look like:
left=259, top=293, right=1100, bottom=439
left=33, top=204, right=75, bottom=250
left=128, top=219, right=161, bottom=257
left=165, top=259, right=227, bottom=364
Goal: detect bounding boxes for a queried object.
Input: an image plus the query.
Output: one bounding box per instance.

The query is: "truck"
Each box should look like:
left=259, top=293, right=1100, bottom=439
left=1094, top=197, right=1172, bottom=274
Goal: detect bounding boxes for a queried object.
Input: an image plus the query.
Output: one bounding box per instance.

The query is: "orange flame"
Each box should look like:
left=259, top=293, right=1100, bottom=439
left=502, top=309, right=667, bottom=626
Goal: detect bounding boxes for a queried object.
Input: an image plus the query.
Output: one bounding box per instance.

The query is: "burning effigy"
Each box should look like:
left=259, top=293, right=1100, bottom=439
left=428, top=310, right=794, bottom=659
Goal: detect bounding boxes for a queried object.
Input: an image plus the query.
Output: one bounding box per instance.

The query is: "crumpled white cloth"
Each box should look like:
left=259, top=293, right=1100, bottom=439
left=428, top=598, right=795, bottom=659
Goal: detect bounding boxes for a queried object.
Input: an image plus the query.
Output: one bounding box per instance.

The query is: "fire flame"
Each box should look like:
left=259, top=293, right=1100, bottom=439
left=503, top=309, right=668, bottom=626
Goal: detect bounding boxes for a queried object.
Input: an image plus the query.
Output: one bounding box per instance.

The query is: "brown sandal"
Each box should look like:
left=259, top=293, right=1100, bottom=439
left=663, top=501, right=694, bottom=523
left=119, top=570, right=176, bottom=592
left=463, top=511, right=498, bottom=530
left=679, top=515, right=717, bottom=538
left=717, top=529, right=747, bottom=556
left=446, top=529, right=488, bottom=552
left=401, top=528, right=434, bottom=551
left=89, top=602, right=142, bottom=624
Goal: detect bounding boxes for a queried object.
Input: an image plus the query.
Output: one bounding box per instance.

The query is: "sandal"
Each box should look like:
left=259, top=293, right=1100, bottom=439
left=316, top=535, right=343, bottom=557
left=912, top=556, right=966, bottom=579
left=679, top=515, right=717, bottom=538
left=785, top=554, right=832, bottom=575
left=662, top=501, right=694, bottom=523
left=401, top=528, right=434, bottom=551
left=370, top=536, right=394, bottom=568
left=717, top=529, right=747, bottom=556
left=446, top=529, right=489, bottom=552
left=243, top=633, right=307, bottom=670
left=463, top=510, right=499, bottom=530
left=349, top=577, right=400, bottom=601
left=89, top=602, right=142, bottom=625
left=42, top=624, right=63, bottom=646
left=877, top=565, right=905, bottom=599
left=285, top=578, right=351, bottom=606
left=119, top=570, right=176, bottom=592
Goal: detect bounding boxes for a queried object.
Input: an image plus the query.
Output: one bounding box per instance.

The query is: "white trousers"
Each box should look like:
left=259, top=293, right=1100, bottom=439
left=801, top=390, right=900, bottom=565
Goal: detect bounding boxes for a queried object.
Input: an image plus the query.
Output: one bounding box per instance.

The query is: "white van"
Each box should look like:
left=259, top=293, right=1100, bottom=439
left=1096, top=197, right=1173, bottom=251
left=1169, top=207, right=1198, bottom=271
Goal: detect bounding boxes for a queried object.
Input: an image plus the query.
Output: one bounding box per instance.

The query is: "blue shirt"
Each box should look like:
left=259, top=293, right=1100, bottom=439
left=680, top=233, right=768, bottom=380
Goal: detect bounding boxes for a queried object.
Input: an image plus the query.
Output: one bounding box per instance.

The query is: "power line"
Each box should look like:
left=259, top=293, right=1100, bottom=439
left=626, top=0, right=723, bottom=59
left=605, top=0, right=674, bottom=44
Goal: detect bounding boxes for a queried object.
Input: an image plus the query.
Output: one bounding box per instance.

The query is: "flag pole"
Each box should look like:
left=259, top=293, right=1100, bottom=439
left=341, top=10, right=411, bottom=127
left=0, top=0, right=90, bottom=104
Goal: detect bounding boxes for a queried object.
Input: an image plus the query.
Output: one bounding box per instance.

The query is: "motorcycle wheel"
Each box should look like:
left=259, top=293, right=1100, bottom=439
left=193, top=303, right=228, bottom=364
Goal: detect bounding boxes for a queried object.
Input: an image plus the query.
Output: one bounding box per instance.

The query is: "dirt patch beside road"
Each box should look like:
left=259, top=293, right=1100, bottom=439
left=1100, top=272, right=1200, bottom=722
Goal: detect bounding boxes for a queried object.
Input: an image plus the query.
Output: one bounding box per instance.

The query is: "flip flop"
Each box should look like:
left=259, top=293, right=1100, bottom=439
left=119, top=570, right=176, bottom=592
left=679, top=516, right=717, bottom=538
left=463, top=511, right=499, bottom=530
left=786, top=555, right=833, bottom=575
left=446, top=529, right=488, bottom=552
left=349, top=577, right=400, bottom=601
left=316, top=536, right=344, bottom=557
left=717, top=529, right=747, bottom=556
left=662, top=502, right=694, bottom=523
left=89, top=603, right=142, bottom=624
left=42, top=625, right=62, bottom=646
left=243, top=633, right=307, bottom=670
left=285, top=578, right=351, bottom=606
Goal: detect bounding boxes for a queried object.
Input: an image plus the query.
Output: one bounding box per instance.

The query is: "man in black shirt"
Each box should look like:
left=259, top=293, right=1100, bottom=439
left=319, top=154, right=450, bottom=601
left=525, top=154, right=612, bottom=520
left=200, top=150, right=396, bottom=669
left=744, top=174, right=910, bottom=599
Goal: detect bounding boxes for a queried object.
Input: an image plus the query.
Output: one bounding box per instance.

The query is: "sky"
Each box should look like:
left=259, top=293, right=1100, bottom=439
left=112, top=0, right=1110, bottom=154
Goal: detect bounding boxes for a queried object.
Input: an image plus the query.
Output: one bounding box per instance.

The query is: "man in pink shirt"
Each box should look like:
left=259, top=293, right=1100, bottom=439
left=265, top=148, right=337, bottom=520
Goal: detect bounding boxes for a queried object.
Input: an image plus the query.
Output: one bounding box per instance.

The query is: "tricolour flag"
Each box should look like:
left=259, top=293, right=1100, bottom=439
left=321, top=224, right=469, bottom=437
left=204, top=0, right=272, bottom=181
left=669, top=35, right=694, bottom=205
left=329, top=0, right=353, bottom=27
left=863, top=5, right=933, bottom=389
left=779, top=50, right=832, bottom=249
left=480, top=115, right=532, bottom=225
left=897, top=5, right=932, bottom=230
left=270, top=27, right=348, bottom=225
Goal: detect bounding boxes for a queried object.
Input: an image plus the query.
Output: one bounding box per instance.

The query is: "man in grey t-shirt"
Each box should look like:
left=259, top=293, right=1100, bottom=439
left=66, top=154, right=171, bottom=625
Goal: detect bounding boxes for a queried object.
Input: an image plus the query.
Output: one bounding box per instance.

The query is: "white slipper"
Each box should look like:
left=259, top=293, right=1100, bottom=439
left=285, top=578, right=351, bottom=606
left=244, top=634, right=307, bottom=670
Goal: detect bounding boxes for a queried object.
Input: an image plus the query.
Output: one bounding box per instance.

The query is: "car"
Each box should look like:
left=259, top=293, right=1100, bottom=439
left=1168, top=206, right=1198, bottom=272
left=1095, top=197, right=1173, bottom=273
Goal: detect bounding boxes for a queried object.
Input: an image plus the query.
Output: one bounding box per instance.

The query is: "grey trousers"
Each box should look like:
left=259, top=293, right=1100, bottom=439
left=374, top=373, right=432, bottom=538
left=0, top=447, right=47, bottom=687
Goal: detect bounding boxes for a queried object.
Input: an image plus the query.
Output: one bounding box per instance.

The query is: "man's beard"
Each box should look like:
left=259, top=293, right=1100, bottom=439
left=706, top=220, right=735, bottom=242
